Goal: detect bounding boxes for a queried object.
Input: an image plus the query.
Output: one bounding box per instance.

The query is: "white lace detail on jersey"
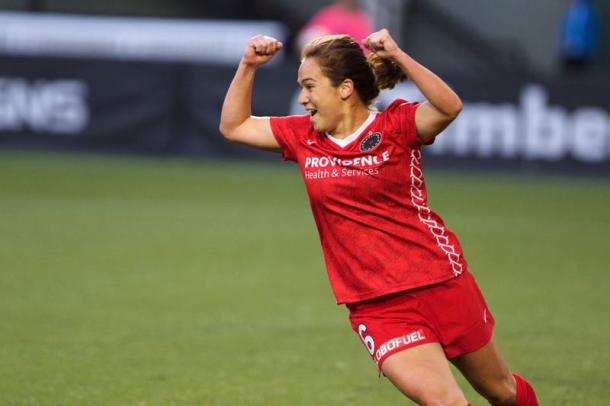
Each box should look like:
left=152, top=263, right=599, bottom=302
left=409, top=150, right=463, bottom=276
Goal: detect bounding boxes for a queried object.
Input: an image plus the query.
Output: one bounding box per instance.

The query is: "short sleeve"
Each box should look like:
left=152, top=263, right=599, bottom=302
left=383, top=99, right=421, bottom=146
left=269, top=115, right=309, bottom=162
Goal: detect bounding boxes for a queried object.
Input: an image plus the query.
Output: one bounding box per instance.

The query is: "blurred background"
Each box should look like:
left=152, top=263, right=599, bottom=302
left=0, top=0, right=608, bottom=169
left=0, top=1, right=609, bottom=405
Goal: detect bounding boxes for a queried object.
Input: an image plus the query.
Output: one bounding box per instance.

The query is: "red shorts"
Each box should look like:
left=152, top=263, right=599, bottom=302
left=347, top=271, right=495, bottom=372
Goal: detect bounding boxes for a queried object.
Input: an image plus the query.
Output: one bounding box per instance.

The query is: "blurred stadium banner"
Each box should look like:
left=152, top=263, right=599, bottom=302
left=0, top=56, right=175, bottom=153
left=388, top=78, right=610, bottom=170
left=0, top=12, right=608, bottom=172
left=0, top=12, right=286, bottom=65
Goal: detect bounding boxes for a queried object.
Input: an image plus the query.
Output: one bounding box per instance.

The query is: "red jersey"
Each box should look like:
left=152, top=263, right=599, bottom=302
left=270, top=99, right=468, bottom=304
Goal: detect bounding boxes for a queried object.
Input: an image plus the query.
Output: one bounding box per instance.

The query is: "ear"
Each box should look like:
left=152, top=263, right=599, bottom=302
left=339, top=79, right=355, bottom=100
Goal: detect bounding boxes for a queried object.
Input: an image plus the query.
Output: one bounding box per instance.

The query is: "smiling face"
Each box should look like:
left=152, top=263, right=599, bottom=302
left=297, top=57, right=344, bottom=133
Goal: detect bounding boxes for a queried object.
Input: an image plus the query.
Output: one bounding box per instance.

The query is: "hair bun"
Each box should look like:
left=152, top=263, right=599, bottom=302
left=367, top=54, right=407, bottom=90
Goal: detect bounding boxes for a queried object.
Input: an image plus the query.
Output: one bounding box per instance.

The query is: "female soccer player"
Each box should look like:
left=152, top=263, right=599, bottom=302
left=219, top=29, right=539, bottom=406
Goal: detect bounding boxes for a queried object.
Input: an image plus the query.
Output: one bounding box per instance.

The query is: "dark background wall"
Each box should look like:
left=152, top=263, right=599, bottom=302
left=1, top=0, right=608, bottom=74
left=0, top=0, right=607, bottom=173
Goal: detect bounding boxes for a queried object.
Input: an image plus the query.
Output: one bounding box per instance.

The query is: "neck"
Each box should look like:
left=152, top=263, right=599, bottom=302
left=328, top=105, right=370, bottom=139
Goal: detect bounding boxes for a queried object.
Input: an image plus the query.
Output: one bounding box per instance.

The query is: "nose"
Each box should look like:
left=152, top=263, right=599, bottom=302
left=298, top=88, right=308, bottom=105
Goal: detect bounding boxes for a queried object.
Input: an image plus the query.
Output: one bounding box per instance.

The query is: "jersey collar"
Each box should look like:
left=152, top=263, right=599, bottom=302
left=325, top=111, right=378, bottom=148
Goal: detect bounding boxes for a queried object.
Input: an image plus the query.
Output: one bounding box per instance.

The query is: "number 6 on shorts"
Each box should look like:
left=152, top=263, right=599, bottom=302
left=358, top=323, right=375, bottom=355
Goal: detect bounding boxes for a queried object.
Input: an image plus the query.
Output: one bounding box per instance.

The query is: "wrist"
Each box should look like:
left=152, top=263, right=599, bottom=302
left=389, top=49, right=408, bottom=63
left=239, top=58, right=260, bottom=70
left=391, top=50, right=416, bottom=75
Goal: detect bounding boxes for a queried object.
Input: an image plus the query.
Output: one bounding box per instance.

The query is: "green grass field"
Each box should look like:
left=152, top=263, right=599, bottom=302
left=1, top=150, right=609, bottom=405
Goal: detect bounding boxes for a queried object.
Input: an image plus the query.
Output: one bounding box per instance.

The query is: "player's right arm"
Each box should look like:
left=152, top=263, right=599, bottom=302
left=219, top=35, right=283, bottom=151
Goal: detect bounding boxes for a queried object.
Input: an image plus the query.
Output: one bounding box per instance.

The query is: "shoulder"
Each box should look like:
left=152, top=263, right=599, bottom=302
left=270, top=115, right=311, bottom=134
left=316, top=5, right=341, bottom=17
left=378, top=99, right=421, bottom=145
left=269, top=115, right=312, bottom=146
left=382, top=98, right=421, bottom=122
left=378, top=98, right=419, bottom=126
left=309, top=5, right=340, bottom=22
left=269, top=115, right=312, bottom=162
left=382, top=99, right=420, bottom=115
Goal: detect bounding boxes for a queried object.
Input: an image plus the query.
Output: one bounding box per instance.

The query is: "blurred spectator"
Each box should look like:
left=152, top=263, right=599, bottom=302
left=560, top=0, right=600, bottom=72
left=296, top=0, right=373, bottom=54
left=363, top=0, right=411, bottom=35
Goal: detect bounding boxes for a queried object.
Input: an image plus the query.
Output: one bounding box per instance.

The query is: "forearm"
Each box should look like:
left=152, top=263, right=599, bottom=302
left=219, top=61, right=257, bottom=137
left=392, top=51, right=462, bottom=117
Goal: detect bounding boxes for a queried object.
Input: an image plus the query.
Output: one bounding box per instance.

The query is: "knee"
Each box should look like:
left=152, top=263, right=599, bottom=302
left=417, top=389, right=468, bottom=406
left=483, top=374, right=517, bottom=406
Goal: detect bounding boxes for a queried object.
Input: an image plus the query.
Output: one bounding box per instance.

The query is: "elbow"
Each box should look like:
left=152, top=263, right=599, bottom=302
left=218, top=123, right=236, bottom=142
left=449, top=97, right=464, bottom=120
left=447, top=98, right=463, bottom=120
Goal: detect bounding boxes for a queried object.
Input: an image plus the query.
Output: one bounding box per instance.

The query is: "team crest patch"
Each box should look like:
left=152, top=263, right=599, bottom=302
left=359, top=132, right=382, bottom=152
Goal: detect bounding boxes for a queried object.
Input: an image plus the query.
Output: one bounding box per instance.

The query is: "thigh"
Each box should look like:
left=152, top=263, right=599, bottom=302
left=425, top=272, right=495, bottom=360
left=450, top=334, right=515, bottom=401
left=382, top=343, right=468, bottom=405
left=347, top=291, right=438, bottom=371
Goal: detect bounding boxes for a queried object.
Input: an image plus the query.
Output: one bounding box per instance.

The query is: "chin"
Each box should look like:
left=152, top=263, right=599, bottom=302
left=310, top=115, right=330, bottom=133
left=311, top=119, right=322, bottom=132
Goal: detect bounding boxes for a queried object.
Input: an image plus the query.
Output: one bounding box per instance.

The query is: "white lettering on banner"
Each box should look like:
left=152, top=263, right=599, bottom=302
left=374, top=330, right=427, bottom=362
left=572, top=108, right=608, bottom=162
left=429, top=84, right=610, bottom=163
left=410, top=150, right=463, bottom=276
left=0, top=77, right=88, bottom=134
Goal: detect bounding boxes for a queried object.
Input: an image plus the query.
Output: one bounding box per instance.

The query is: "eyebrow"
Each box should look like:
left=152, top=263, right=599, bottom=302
left=298, top=78, right=315, bottom=86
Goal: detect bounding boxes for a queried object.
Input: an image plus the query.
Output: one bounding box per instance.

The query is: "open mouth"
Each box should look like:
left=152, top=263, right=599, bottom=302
left=307, top=109, right=317, bottom=117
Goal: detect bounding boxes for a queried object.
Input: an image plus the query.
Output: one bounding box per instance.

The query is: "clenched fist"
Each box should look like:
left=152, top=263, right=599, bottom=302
left=363, top=29, right=401, bottom=60
left=242, top=35, right=283, bottom=67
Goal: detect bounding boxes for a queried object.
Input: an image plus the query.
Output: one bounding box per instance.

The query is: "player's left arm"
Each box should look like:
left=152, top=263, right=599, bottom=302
left=363, top=29, right=463, bottom=144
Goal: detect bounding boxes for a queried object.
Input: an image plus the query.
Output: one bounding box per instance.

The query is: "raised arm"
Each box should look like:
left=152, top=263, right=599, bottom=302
left=363, top=29, right=463, bottom=144
left=219, top=35, right=283, bottom=151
